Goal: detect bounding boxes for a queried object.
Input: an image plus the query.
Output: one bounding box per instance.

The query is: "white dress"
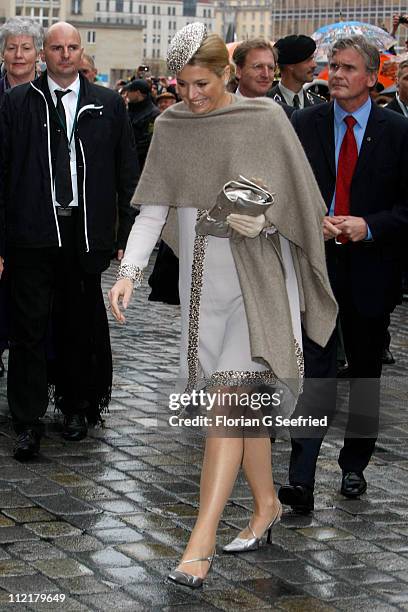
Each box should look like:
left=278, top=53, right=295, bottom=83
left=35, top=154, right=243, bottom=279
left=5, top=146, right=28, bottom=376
left=122, top=204, right=302, bottom=388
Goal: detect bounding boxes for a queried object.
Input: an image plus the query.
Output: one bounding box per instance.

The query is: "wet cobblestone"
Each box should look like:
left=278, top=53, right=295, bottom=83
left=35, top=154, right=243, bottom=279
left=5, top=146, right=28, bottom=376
left=1, top=259, right=408, bottom=610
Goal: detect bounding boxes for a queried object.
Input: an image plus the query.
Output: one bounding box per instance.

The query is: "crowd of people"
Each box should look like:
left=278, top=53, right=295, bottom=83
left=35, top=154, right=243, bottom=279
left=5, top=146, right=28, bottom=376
left=0, top=13, right=407, bottom=590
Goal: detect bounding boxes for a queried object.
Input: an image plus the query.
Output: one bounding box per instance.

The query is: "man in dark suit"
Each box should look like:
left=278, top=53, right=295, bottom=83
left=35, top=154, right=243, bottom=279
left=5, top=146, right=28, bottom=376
left=387, top=59, right=408, bottom=117
left=279, top=36, right=408, bottom=513
left=122, top=79, right=160, bottom=170
left=0, top=22, right=139, bottom=460
left=267, top=35, right=325, bottom=108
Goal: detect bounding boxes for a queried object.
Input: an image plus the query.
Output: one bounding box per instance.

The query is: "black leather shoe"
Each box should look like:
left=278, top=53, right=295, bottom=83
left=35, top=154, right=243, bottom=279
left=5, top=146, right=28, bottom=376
left=278, top=484, right=314, bottom=515
left=13, top=430, right=41, bottom=461
left=382, top=348, right=395, bottom=365
left=341, top=472, right=367, bottom=498
left=62, top=414, right=87, bottom=441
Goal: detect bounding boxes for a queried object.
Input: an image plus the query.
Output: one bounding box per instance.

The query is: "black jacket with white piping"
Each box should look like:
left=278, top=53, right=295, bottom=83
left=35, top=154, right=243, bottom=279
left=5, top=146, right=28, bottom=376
left=0, top=71, right=139, bottom=262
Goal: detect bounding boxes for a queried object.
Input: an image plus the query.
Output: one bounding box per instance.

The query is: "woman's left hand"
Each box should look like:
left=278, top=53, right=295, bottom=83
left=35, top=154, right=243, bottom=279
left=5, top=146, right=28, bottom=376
left=227, top=213, right=266, bottom=238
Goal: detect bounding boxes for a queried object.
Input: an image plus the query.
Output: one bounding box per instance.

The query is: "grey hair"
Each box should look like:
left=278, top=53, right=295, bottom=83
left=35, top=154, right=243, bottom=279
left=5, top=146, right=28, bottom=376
left=328, top=36, right=380, bottom=74
left=398, top=58, right=408, bottom=78
left=0, top=17, right=44, bottom=54
left=82, top=53, right=96, bottom=69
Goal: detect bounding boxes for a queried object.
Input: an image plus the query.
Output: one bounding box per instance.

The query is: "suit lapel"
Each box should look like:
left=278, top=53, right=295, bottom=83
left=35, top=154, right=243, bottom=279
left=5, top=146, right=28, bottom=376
left=303, top=90, right=312, bottom=107
left=353, top=104, right=387, bottom=180
left=277, top=85, right=289, bottom=105
left=315, top=102, right=336, bottom=177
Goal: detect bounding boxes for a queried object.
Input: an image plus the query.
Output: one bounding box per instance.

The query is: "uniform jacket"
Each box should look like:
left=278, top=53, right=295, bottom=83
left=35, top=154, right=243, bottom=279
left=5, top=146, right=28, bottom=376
left=291, top=101, right=408, bottom=316
left=0, top=71, right=139, bottom=261
left=267, top=83, right=325, bottom=107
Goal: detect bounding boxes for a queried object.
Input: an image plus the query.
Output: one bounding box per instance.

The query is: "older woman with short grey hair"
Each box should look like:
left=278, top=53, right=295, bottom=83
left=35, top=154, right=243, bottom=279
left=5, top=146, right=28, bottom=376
left=0, top=17, right=43, bottom=92
left=0, top=17, right=43, bottom=377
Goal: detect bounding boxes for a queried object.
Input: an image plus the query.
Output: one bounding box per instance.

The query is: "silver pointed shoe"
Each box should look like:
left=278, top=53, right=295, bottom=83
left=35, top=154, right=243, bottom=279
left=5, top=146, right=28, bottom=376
left=168, top=549, right=216, bottom=589
left=223, top=502, right=282, bottom=553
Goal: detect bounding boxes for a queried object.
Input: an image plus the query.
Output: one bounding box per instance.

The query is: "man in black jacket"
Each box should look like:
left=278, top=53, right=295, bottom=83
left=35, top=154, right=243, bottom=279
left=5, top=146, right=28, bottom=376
left=279, top=36, right=408, bottom=512
left=122, top=78, right=160, bottom=170
left=0, top=21, right=139, bottom=460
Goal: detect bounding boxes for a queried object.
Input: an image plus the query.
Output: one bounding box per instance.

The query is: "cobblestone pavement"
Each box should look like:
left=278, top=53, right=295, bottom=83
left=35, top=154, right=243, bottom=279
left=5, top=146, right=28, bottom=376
left=1, top=259, right=408, bottom=611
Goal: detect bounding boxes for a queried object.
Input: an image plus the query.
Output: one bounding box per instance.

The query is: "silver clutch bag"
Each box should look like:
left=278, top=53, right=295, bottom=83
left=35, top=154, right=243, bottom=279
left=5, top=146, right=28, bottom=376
left=195, top=175, right=275, bottom=238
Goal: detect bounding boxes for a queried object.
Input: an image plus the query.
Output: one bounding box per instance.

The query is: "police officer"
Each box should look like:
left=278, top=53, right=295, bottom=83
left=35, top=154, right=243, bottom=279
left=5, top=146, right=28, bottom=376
left=267, top=34, right=324, bottom=108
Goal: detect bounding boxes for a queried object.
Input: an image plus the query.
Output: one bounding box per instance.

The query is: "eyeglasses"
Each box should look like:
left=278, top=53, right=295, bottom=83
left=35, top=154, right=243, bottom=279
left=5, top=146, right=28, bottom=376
left=249, top=63, right=276, bottom=73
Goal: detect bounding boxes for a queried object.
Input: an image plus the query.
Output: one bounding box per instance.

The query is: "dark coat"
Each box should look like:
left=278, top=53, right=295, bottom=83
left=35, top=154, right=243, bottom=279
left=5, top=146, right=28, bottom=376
left=127, top=96, right=160, bottom=169
left=0, top=75, right=10, bottom=103
left=278, top=100, right=295, bottom=118
left=291, top=101, right=408, bottom=316
left=0, top=71, right=139, bottom=261
left=267, top=84, right=325, bottom=107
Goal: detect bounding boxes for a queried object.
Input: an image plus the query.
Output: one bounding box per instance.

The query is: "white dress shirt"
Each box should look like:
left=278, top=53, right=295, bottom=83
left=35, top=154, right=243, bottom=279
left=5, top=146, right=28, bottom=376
left=279, top=82, right=305, bottom=108
left=48, top=74, right=80, bottom=207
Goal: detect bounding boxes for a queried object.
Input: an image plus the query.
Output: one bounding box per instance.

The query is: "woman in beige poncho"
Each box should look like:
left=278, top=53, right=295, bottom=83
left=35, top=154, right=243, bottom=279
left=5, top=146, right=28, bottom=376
left=109, top=23, right=337, bottom=588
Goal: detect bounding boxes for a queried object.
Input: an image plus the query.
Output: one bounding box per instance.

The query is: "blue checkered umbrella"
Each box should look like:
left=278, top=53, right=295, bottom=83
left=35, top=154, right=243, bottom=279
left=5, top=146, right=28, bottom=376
left=312, top=21, right=396, bottom=61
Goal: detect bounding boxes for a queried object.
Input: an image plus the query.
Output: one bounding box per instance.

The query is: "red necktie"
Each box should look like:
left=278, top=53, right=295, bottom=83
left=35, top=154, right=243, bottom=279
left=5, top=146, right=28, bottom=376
left=334, top=115, right=358, bottom=242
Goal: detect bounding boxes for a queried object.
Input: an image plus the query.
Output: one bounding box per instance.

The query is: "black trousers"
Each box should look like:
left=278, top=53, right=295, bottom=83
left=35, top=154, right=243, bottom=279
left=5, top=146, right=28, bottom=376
left=336, top=297, right=387, bottom=473
left=7, top=212, right=111, bottom=434
left=289, top=287, right=388, bottom=489
left=288, top=330, right=337, bottom=490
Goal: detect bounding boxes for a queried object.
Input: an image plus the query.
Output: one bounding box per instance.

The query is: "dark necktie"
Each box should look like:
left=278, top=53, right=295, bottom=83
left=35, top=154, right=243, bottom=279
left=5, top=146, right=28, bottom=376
left=293, top=94, right=300, bottom=109
left=55, top=89, right=73, bottom=208
left=334, top=115, right=358, bottom=243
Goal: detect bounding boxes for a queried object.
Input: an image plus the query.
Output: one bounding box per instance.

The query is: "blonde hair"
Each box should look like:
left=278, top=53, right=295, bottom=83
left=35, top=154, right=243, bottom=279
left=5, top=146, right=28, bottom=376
left=188, top=34, right=230, bottom=76
left=233, top=38, right=277, bottom=68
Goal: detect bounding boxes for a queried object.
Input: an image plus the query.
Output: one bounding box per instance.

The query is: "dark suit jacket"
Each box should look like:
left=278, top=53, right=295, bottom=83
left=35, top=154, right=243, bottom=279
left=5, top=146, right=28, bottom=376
left=291, top=101, right=408, bottom=316
left=279, top=100, right=295, bottom=119
left=386, top=97, right=405, bottom=116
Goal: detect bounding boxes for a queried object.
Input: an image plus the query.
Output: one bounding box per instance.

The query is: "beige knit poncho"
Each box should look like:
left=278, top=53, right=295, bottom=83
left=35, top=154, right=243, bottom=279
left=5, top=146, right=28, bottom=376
left=131, top=95, right=338, bottom=389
